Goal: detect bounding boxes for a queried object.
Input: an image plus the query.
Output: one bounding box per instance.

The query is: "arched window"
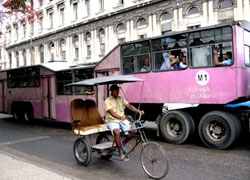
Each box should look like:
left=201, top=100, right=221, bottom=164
left=49, top=42, right=55, bottom=61
left=9, top=53, right=12, bottom=68
left=99, top=28, right=105, bottom=38
left=137, top=18, right=147, bottom=27
left=16, top=51, right=19, bottom=67
left=219, top=0, right=233, bottom=8
left=60, top=39, right=66, bottom=59
left=188, top=7, right=199, bottom=15
left=23, top=49, right=27, bottom=66
left=160, top=13, right=172, bottom=21
left=31, top=47, right=35, bottom=65
left=86, top=32, right=91, bottom=41
left=73, top=35, right=79, bottom=60
left=117, top=23, right=126, bottom=33
left=39, top=45, right=44, bottom=63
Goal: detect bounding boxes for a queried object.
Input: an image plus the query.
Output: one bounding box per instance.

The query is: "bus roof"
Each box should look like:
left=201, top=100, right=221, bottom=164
left=2, top=61, right=96, bottom=72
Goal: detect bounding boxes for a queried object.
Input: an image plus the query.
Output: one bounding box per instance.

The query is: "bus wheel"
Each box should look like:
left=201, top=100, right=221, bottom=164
left=198, top=111, right=241, bottom=149
left=23, top=105, right=34, bottom=122
left=160, top=110, right=195, bottom=144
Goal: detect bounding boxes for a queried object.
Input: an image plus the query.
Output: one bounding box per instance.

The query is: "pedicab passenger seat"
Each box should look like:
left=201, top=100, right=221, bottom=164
left=71, top=99, right=109, bottom=136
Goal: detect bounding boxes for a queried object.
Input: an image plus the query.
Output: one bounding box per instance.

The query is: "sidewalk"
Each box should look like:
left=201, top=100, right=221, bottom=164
left=0, top=151, right=71, bottom=180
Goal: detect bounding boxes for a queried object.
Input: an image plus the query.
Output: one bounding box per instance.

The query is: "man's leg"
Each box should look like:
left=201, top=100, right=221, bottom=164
left=122, top=124, right=137, bottom=146
left=113, top=128, right=123, bottom=156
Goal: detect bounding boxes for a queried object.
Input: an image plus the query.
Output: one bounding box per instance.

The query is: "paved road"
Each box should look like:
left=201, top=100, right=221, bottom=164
left=0, top=117, right=249, bottom=180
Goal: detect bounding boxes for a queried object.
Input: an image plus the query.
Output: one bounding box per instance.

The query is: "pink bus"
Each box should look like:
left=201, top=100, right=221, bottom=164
left=94, top=21, right=250, bottom=149
left=0, top=61, right=96, bottom=123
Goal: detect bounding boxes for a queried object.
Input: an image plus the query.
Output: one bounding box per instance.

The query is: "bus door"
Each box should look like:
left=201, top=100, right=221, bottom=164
left=0, top=81, right=4, bottom=112
left=42, top=76, right=56, bottom=120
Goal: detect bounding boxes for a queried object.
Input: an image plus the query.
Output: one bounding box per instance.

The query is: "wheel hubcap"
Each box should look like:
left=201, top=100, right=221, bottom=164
left=166, top=118, right=182, bottom=137
left=207, top=121, right=226, bottom=141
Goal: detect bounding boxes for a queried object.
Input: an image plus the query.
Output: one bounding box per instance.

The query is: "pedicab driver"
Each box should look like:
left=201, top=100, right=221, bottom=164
left=105, top=84, right=144, bottom=161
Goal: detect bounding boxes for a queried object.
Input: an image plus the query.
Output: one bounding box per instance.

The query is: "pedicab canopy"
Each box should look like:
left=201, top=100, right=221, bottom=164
left=66, top=75, right=144, bottom=86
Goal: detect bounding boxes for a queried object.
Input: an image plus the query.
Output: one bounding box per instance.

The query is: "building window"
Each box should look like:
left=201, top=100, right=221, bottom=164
left=117, top=23, right=126, bottom=33
left=73, top=2, right=78, bottom=20
left=48, top=11, right=53, bottom=29
left=118, top=0, right=124, bottom=5
left=160, top=12, right=172, bottom=34
left=21, top=21, right=26, bottom=38
left=38, top=13, right=43, bottom=31
left=49, top=42, right=55, bottom=61
left=39, top=45, right=44, bottom=63
left=139, top=34, right=147, bottom=39
left=188, top=7, right=199, bottom=15
left=187, top=7, right=200, bottom=29
left=87, top=45, right=91, bottom=56
left=31, top=47, right=35, bottom=65
left=99, top=0, right=104, bottom=12
left=86, top=32, right=91, bottom=41
left=137, top=18, right=147, bottom=27
left=14, top=24, right=18, bottom=41
left=23, top=49, right=26, bottom=66
left=219, top=0, right=233, bottom=8
left=16, top=52, right=19, bottom=67
left=60, top=39, right=66, bottom=60
left=59, top=7, right=64, bottom=25
left=86, top=0, right=90, bottom=16
left=73, top=35, right=79, bottom=60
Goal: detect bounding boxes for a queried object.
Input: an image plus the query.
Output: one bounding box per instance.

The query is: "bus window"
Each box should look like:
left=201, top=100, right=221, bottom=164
left=189, top=27, right=233, bottom=68
left=152, top=34, right=187, bottom=71
left=123, top=57, right=135, bottom=74
left=74, top=69, right=94, bottom=95
left=56, top=70, right=73, bottom=95
left=7, top=66, right=40, bottom=88
left=121, top=40, right=151, bottom=74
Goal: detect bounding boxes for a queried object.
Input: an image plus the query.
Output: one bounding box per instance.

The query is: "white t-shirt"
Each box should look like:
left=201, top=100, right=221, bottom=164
left=192, top=47, right=210, bottom=67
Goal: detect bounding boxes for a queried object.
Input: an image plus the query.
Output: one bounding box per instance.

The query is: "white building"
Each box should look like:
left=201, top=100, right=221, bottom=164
left=2, top=0, right=250, bottom=69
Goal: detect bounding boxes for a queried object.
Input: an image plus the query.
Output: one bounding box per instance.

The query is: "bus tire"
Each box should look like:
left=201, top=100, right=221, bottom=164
left=160, top=110, right=195, bottom=144
left=198, top=111, right=241, bottom=149
left=12, top=103, right=22, bottom=120
left=23, top=104, right=34, bottom=122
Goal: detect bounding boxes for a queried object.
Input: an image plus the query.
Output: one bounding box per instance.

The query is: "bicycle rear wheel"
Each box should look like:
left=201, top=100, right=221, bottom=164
left=140, top=142, right=169, bottom=179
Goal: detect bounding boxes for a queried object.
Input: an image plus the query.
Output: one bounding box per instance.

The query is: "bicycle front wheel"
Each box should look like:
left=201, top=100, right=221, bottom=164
left=140, top=142, right=169, bottom=179
left=73, top=138, right=92, bottom=166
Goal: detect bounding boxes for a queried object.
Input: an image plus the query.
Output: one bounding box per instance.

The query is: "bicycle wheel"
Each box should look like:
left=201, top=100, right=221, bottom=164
left=140, top=142, right=169, bottom=179
left=96, top=133, right=113, bottom=159
left=73, top=138, right=92, bottom=166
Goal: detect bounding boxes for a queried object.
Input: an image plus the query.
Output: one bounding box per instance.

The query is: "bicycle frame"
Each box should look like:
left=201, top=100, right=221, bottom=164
left=108, top=120, right=148, bottom=157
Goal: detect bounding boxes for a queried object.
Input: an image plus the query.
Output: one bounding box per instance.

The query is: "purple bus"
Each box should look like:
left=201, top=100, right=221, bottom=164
left=0, top=61, right=95, bottom=123
left=95, top=21, right=250, bottom=149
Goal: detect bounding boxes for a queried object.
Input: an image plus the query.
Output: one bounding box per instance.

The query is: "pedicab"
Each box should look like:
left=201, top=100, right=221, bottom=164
left=68, top=75, right=169, bottom=179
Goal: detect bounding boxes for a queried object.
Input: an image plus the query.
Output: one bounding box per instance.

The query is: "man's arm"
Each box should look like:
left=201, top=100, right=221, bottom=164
left=125, top=104, right=144, bottom=115
left=107, top=109, right=126, bottom=120
left=214, top=50, right=222, bottom=66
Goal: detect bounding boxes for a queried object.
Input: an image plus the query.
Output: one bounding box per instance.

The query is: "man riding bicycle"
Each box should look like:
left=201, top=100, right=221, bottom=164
left=105, top=84, right=144, bottom=161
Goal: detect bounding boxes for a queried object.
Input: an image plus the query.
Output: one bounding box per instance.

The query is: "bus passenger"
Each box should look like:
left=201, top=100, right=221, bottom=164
left=160, top=52, right=171, bottom=70
left=124, top=59, right=135, bottom=74
left=141, top=58, right=150, bottom=72
left=179, top=56, right=187, bottom=68
left=192, top=38, right=210, bottom=67
left=214, top=50, right=232, bottom=66
left=105, top=84, right=144, bottom=161
left=170, top=55, right=179, bottom=70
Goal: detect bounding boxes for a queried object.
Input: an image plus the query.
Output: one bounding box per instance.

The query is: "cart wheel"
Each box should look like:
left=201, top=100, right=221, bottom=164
left=73, top=138, right=92, bottom=166
left=140, top=142, right=169, bottom=179
left=96, top=133, right=113, bottom=159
